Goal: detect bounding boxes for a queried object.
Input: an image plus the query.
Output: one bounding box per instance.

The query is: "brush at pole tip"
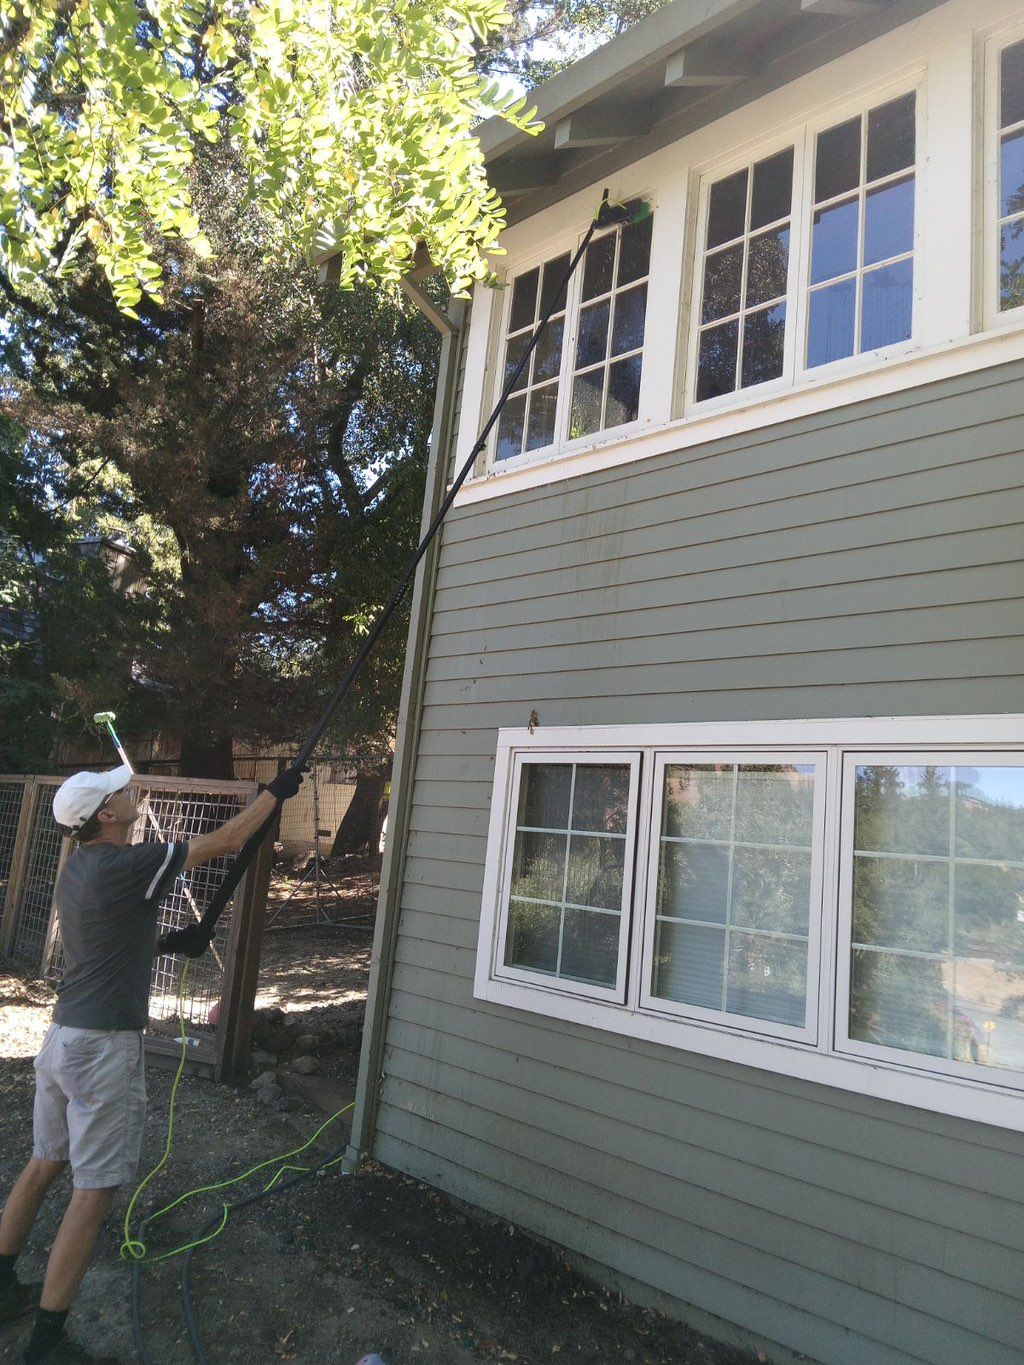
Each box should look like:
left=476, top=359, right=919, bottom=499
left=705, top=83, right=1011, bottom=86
left=593, top=188, right=652, bottom=230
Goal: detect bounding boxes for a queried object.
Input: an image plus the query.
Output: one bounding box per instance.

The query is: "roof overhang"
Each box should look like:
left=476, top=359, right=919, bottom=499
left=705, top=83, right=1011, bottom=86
left=481, top=0, right=950, bottom=226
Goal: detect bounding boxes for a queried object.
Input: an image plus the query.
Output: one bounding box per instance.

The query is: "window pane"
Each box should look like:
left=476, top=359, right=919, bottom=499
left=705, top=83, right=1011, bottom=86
left=702, top=244, right=744, bottom=323
left=955, top=766, right=1024, bottom=858
left=570, top=368, right=603, bottom=439
left=658, top=844, right=729, bottom=923
left=511, top=830, right=567, bottom=902
left=610, top=284, right=647, bottom=355
left=745, top=228, right=790, bottom=308
left=734, top=765, right=815, bottom=846
left=864, top=176, right=914, bottom=265
left=807, top=278, right=856, bottom=368
left=662, top=764, right=733, bottom=839
left=509, top=268, right=538, bottom=331
left=525, top=385, right=558, bottom=451
left=1001, top=39, right=1024, bottom=129
left=505, top=900, right=560, bottom=973
left=731, top=847, right=812, bottom=935
left=617, top=212, right=653, bottom=286
left=561, top=908, right=619, bottom=986
left=1000, top=129, right=1024, bottom=217
left=504, top=332, right=531, bottom=391
left=653, top=920, right=724, bottom=1009
left=1000, top=220, right=1024, bottom=310
left=954, top=863, right=1024, bottom=960
left=532, top=317, right=563, bottom=383
left=740, top=304, right=786, bottom=389
left=707, top=169, right=748, bottom=248
left=605, top=355, right=642, bottom=427
left=495, top=392, right=527, bottom=460
left=854, top=765, right=950, bottom=856
left=815, top=116, right=861, bottom=202
left=726, top=933, right=807, bottom=1027
left=849, top=949, right=949, bottom=1057
left=540, top=253, right=571, bottom=315
left=576, top=299, right=610, bottom=368
left=696, top=319, right=739, bottom=401
left=571, top=764, right=630, bottom=833
left=750, top=147, right=794, bottom=230
left=852, top=855, right=949, bottom=953
left=518, top=763, right=571, bottom=828
left=582, top=233, right=616, bottom=300
left=811, top=196, right=858, bottom=285
left=566, top=834, right=625, bottom=911
left=866, top=93, right=915, bottom=182
left=860, top=258, right=912, bottom=352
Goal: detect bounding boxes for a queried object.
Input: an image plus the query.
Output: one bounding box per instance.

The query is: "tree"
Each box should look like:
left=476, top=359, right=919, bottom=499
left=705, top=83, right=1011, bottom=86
left=0, top=0, right=537, bottom=313
left=477, top=0, right=665, bottom=87
left=1, top=146, right=441, bottom=776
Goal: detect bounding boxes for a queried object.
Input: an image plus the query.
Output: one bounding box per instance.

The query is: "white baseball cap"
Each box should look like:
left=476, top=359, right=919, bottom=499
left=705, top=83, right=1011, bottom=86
left=52, top=765, right=133, bottom=833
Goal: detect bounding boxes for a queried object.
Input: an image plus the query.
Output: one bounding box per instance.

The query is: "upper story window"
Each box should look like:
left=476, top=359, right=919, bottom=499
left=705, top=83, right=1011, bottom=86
left=493, top=209, right=653, bottom=464
left=806, top=93, right=916, bottom=368
left=996, top=37, right=1024, bottom=314
left=696, top=149, right=794, bottom=401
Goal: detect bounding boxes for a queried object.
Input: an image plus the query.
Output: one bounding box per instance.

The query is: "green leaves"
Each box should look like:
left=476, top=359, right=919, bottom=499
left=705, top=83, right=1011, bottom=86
left=0, top=0, right=533, bottom=310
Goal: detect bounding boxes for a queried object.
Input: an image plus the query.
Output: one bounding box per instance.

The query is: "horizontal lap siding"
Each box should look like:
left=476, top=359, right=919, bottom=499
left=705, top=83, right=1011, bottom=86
left=380, top=362, right=1024, bottom=1365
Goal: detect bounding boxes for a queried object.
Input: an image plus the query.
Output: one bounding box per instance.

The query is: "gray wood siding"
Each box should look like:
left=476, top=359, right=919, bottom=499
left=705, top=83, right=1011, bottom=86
left=377, top=359, right=1024, bottom=1365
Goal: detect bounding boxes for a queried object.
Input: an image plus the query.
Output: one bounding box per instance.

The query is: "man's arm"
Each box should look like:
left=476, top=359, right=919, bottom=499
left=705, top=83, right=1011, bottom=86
left=183, top=790, right=278, bottom=870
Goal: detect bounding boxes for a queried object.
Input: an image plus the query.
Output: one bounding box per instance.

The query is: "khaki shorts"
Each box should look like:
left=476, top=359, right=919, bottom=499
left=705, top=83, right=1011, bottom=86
left=32, top=1024, right=146, bottom=1189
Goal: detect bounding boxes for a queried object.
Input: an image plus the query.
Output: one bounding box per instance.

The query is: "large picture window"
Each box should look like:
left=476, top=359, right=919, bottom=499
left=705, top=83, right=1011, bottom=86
left=476, top=719, right=1024, bottom=1130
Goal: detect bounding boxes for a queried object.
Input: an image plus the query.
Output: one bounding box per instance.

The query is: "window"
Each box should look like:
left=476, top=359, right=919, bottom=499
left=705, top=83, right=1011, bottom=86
left=689, top=88, right=918, bottom=407
left=695, top=149, right=794, bottom=401
left=995, top=37, right=1024, bottom=314
left=493, top=208, right=653, bottom=463
left=477, top=719, right=1024, bottom=1128
left=496, top=754, right=640, bottom=1000
left=806, top=93, right=916, bottom=367
left=646, top=757, right=821, bottom=1038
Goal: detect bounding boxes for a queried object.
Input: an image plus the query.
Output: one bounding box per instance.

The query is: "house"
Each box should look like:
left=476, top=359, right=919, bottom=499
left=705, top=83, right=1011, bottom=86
left=343, top=2, right=1024, bottom=1361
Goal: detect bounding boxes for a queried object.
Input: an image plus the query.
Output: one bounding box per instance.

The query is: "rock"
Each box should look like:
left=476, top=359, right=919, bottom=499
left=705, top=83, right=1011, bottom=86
left=256, top=1084, right=283, bottom=1106
left=250, top=1070, right=278, bottom=1090
left=251, top=1050, right=277, bottom=1070
left=292, top=1055, right=317, bottom=1075
left=275, top=1094, right=300, bottom=1112
left=294, top=1032, right=321, bottom=1052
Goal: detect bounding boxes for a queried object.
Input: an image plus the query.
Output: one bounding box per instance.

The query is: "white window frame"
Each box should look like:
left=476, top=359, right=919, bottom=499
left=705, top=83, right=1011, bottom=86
left=638, top=750, right=827, bottom=1047
left=490, top=749, right=642, bottom=1003
left=982, top=19, right=1024, bottom=330
left=684, top=72, right=924, bottom=414
left=488, top=212, right=654, bottom=471
left=834, top=748, right=1024, bottom=1086
left=474, top=715, right=1024, bottom=1132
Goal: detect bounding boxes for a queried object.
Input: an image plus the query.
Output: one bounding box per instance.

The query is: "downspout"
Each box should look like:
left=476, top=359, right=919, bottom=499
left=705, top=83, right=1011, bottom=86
left=343, top=291, right=466, bottom=1171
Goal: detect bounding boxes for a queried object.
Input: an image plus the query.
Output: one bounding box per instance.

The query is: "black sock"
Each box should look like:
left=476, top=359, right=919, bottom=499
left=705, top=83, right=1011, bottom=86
left=23, top=1308, right=68, bottom=1362
left=0, top=1252, right=16, bottom=1290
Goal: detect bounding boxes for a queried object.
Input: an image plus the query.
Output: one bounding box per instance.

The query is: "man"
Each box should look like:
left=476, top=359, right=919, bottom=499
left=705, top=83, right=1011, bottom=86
left=0, top=762, right=301, bottom=1364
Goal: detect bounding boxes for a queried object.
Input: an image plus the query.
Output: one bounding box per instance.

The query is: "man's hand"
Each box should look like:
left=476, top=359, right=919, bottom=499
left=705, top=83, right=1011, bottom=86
left=157, top=922, right=213, bottom=958
left=261, top=766, right=305, bottom=803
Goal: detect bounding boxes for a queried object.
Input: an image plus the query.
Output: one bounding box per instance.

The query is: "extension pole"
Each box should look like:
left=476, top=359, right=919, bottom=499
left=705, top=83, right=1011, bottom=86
left=189, top=194, right=625, bottom=942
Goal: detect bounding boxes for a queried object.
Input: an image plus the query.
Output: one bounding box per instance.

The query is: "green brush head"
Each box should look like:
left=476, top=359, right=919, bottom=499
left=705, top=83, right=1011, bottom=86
left=594, top=190, right=651, bottom=230
left=93, top=711, right=116, bottom=725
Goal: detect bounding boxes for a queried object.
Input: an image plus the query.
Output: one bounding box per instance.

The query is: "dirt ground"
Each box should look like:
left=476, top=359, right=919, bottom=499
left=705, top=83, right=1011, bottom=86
left=0, top=860, right=767, bottom=1365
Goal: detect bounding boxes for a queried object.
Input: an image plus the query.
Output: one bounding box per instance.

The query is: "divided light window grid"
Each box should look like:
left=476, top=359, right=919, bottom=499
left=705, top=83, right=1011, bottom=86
left=696, top=149, right=795, bottom=402
left=806, top=92, right=916, bottom=367
left=997, top=38, right=1024, bottom=313
left=495, top=253, right=571, bottom=463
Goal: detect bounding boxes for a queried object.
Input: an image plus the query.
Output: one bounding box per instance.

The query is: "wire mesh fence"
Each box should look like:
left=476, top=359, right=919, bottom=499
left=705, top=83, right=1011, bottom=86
left=0, top=773, right=271, bottom=1078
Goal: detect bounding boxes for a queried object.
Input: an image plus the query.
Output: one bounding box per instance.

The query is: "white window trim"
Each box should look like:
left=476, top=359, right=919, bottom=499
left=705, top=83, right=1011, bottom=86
left=474, top=714, right=1024, bottom=1132
left=636, top=750, right=827, bottom=1047
left=982, top=18, right=1024, bottom=330
left=492, top=749, right=641, bottom=1003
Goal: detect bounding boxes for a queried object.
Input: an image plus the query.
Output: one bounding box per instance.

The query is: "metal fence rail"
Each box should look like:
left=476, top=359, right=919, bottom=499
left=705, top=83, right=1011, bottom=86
left=0, top=773, right=272, bottom=1080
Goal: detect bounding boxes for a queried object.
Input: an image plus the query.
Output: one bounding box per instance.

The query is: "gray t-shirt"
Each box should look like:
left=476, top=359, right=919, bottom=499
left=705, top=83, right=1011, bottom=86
left=53, top=840, right=189, bottom=1031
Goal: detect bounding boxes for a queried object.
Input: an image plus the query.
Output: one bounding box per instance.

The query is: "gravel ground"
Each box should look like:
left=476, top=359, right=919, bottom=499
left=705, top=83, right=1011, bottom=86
left=0, top=887, right=767, bottom=1365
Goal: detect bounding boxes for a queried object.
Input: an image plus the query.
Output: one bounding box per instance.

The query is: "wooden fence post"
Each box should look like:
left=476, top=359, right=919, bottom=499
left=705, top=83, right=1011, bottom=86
left=215, top=809, right=279, bottom=1084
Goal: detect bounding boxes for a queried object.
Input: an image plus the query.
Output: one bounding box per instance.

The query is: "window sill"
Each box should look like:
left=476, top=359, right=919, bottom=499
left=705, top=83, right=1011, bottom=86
left=473, top=973, right=1024, bottom=1132
left=454, top=324, right=1024, bottom=506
